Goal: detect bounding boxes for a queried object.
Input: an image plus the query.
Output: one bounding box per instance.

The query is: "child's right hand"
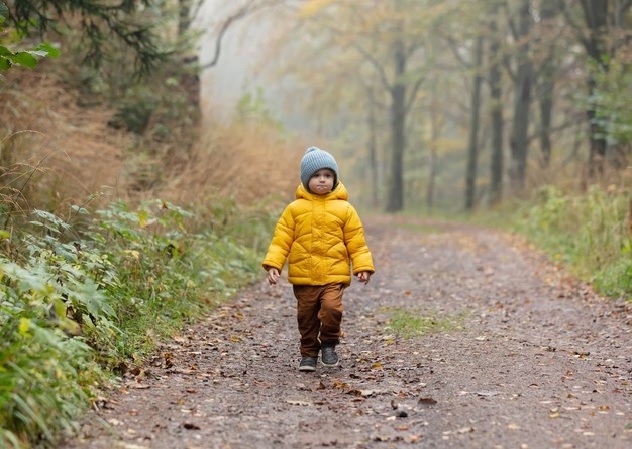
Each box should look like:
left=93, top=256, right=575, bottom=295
left=267, top=267, right=281, bottom=285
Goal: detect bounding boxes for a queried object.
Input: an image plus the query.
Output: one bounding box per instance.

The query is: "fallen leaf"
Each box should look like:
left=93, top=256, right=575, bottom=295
left=349, top=389, right=378, bottom=397
left=418, top=397, right=437, bottom=406
left=163, top=352, right=174, bottom=368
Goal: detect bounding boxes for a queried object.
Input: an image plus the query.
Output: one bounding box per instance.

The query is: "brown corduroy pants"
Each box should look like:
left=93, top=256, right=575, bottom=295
left=292, top=283, right=344, bottom=357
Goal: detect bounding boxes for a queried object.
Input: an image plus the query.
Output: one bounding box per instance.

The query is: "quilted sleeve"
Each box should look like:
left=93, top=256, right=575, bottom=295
left=343, top=205, right=375, bottom=274
left=261, top=205, right=296, bottom=271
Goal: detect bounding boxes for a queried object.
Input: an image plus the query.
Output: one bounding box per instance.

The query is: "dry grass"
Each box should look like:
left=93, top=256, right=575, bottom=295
left=1, top=67, right=132, bottom=213
left=522, top=148, right=631, bottom=199
left=1, top=66, right=304, bottom=218
left=163, top=121, right=304, bottom=207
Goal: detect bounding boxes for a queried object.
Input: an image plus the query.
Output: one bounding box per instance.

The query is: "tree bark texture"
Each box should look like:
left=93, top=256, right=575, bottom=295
left=367, top=86, right=379, bottom=209
left=579, top=0, right=609, bottom=178
left=386, top=39, right=407, bottom=213
left=509, top=0, right=533, bottom=194
left=488, top=18, right=504, bottom=205
left=537, top=0, right=558, bottom=169
left=465, top=35, right=484, bottom=211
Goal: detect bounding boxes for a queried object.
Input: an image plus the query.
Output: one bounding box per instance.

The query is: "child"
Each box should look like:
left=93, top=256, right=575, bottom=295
left=262, top=146, right=375, bottom=371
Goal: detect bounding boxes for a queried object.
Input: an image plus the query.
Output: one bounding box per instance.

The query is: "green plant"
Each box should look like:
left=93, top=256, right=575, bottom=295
left=0, top=242, right=105, bottom=449
left=513, top=185, right=632, bottom=300
left=0, top=195, right=274, bottom=447
left=0, top=316, right=97, bottom=448
left=85, top=199, right=266, bottom=360
left=386, top=307, right=463, bottom=338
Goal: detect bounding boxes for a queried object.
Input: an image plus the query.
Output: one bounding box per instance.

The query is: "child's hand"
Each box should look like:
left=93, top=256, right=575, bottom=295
left=267, top=267, right=281, bottom=285
left=356, top=271, right=372, bottom=285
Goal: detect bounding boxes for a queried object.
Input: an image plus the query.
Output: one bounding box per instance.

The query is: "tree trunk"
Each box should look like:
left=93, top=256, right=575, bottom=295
left=537, top=1, right=558, bottom=169
left=465, top=35, right=484, bottom=211
left=538, top=73, right=554, bottom=168
left=579, top=0, right=609, bottom=178
left=385, top=39, right=407, bottom=213
left=426, top=148, right=436, bottom=210
left=367, top=86, right=379, bottom=209
left=488, top=18, right=504, bottom=205
left=509, top=0, right=533, bottom=194
left=426, top=90, right=441, bottom=211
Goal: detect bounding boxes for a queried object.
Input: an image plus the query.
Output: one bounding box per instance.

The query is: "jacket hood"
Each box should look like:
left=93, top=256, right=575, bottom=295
left=295, top=182, right=348, bottom=201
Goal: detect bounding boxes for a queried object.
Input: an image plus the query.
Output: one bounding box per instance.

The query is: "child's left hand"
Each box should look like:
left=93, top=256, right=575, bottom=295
left=356, top=272, right=372, bottom=285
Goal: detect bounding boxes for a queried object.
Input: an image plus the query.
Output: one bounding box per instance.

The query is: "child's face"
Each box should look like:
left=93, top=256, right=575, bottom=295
left=308, top=168, right=335, bottom=194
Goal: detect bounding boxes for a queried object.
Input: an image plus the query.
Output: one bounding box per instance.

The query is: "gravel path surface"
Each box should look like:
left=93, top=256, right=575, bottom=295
left=62, top=216, right=632, bottom=449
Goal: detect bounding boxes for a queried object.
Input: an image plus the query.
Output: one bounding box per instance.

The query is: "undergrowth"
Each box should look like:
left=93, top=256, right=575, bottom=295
left=0, top=197, right=277, bottom=448
left=511, top=185, right=632, bottom=300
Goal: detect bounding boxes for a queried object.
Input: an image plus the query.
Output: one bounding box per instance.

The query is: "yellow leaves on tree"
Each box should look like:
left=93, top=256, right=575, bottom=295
left=299, top=0, right=337, bottom=18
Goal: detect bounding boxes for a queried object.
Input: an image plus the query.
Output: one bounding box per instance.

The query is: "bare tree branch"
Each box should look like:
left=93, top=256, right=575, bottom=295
left=200, top=0, right=286, bottom=71
left=442, top=35, right=471, bottom=69
left=405, top=74, right=425, bottom=115
left=351, top=41, right=394, bottom=94
left=557, top=0, right=591, bottom=55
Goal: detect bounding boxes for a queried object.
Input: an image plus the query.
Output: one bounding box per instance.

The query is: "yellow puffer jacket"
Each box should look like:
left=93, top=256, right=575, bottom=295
left=262, top=182, right=375, bottom=286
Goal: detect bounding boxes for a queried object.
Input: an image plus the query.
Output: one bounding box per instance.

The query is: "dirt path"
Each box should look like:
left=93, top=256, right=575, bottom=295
left=62, top=217, right=632, bottom=449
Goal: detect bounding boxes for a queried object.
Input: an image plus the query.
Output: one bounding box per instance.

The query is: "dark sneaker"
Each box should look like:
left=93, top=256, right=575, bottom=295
left=298, top=356, right=317, bottom=372
left=321, top=345, right=339, bottom=367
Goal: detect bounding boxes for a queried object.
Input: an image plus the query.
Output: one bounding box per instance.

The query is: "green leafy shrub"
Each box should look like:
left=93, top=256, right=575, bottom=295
left=0, top=254, right=105, bottom=448
left=0, top=197, right=274, bottom=448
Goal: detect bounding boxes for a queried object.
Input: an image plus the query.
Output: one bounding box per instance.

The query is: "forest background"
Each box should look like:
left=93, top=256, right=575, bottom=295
left=0, top=0, right=631, bottom=448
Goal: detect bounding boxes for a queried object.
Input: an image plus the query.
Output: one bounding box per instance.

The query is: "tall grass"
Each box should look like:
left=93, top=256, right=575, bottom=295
left=513, top=185, right=632, bottom=299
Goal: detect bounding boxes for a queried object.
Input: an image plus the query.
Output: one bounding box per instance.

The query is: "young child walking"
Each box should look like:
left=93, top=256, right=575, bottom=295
left=262, top=146, right=375, bottom=371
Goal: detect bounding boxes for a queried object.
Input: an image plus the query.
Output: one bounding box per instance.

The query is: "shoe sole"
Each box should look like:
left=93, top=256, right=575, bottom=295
left=321, top=360, right=339, bottom=368
left=298, top=365, right=316, bottom=372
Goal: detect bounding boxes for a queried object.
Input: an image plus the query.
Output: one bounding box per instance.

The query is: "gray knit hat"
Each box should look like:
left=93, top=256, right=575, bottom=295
left=300, top=146, right=339, bottom=189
